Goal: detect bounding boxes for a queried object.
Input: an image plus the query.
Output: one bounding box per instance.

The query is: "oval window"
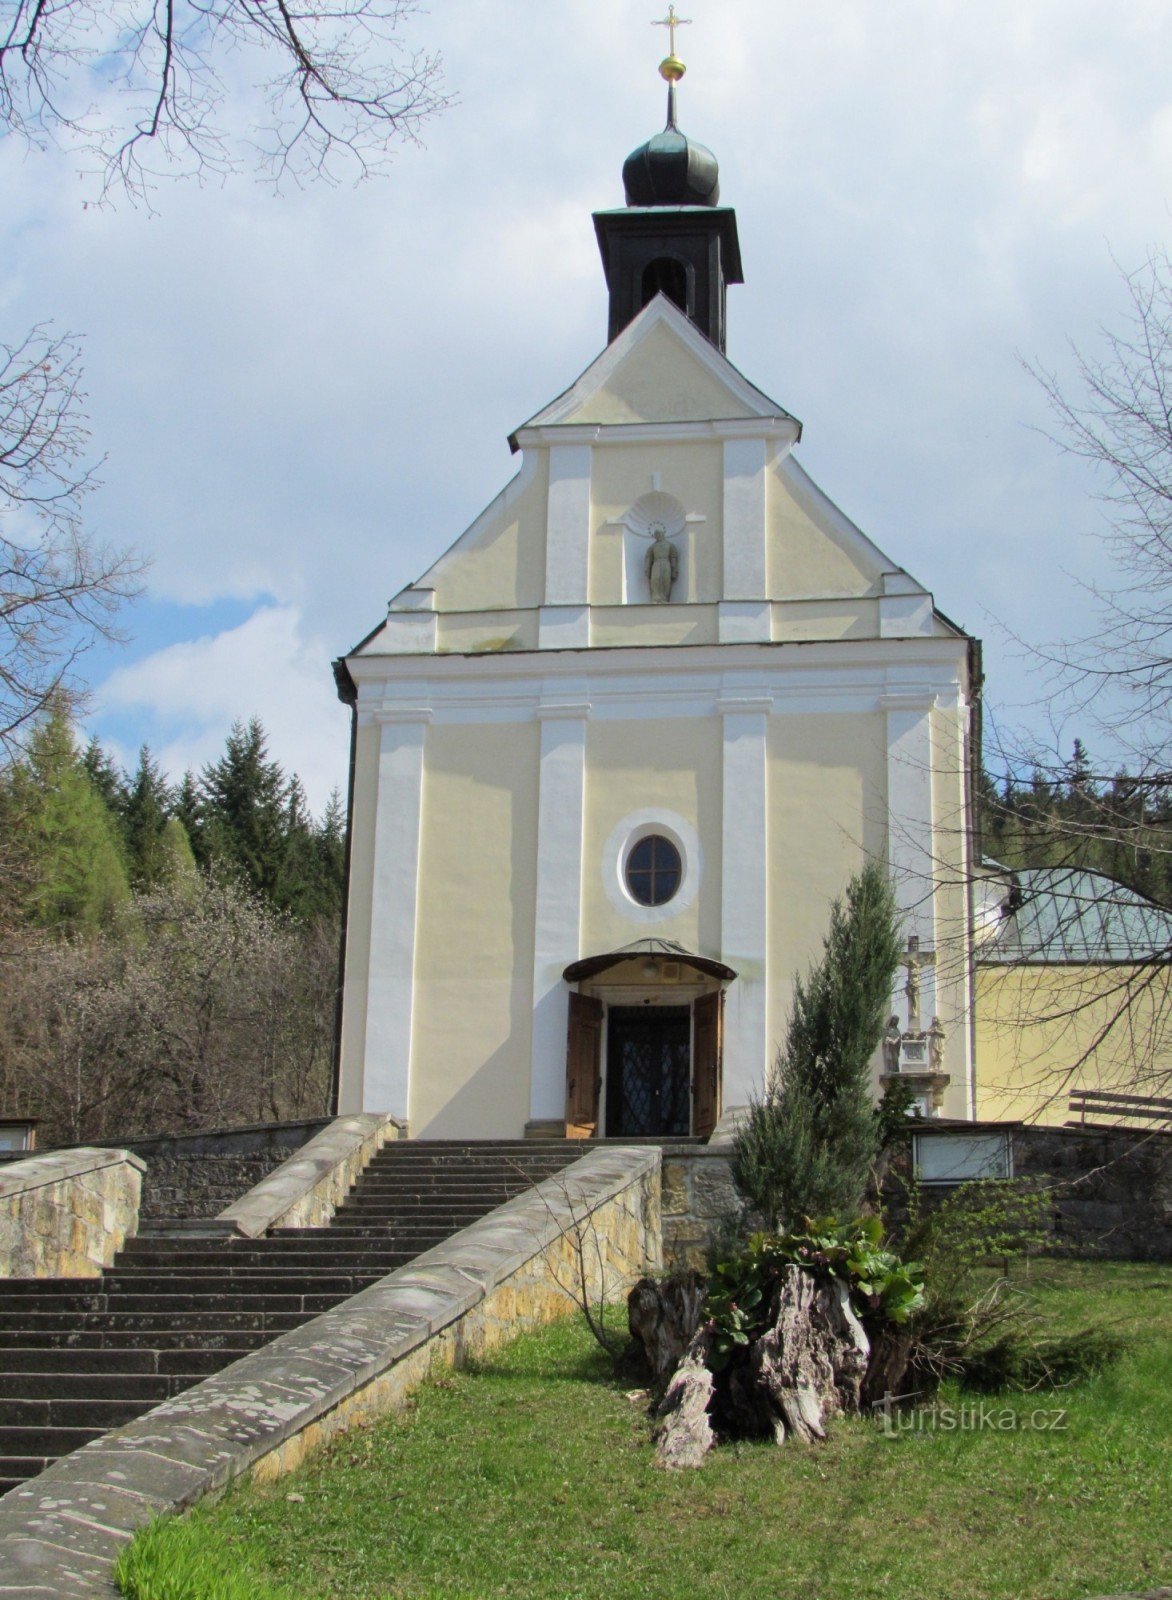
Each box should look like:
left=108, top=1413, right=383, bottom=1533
left=625, top=834, right=682, bottom=907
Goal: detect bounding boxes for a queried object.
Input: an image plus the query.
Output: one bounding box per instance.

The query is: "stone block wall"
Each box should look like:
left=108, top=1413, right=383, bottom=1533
left=112, top=1119, right=332, bottom=1223
left=1012, top=1124, right=1172, bottom=1260
left=0, top=1148, right=144, bottom=1279
left=661, top=1148, right=739, bottom=1269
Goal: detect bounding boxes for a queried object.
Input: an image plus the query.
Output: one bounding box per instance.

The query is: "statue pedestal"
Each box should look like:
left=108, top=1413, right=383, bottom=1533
left=881, top=1034, right=950, bottom=1116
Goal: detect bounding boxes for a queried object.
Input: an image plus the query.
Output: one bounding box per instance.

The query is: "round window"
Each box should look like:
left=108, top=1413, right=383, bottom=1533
left=625, top=834, right=682, bottom=907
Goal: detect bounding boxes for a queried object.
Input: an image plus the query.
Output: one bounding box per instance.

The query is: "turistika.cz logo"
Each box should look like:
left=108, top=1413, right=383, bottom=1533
left=873, top=1394, right=1069, bottom=1437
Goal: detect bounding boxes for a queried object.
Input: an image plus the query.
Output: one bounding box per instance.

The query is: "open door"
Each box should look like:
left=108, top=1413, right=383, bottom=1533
left=565, top=993, right=603, bottom=1138
left=692, top=990, right=723, bottom=1139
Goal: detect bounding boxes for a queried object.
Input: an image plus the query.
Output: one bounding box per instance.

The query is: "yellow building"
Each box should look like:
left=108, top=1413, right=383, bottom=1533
left=974, top=865, right=1172, bottom=1125
left=333, top=71, right=979, bottom=1140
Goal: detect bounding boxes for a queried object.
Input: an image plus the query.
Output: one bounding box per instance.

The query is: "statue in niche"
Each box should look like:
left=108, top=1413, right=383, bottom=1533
left=644, top=524, right=679, bottom=603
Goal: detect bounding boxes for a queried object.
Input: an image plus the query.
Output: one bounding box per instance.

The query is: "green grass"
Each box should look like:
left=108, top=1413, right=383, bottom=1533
left=117, top=1260, right=1172, bottom=1600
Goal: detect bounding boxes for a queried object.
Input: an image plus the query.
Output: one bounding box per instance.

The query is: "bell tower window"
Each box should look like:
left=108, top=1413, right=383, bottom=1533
left=641, top=257, right=689, bottom=317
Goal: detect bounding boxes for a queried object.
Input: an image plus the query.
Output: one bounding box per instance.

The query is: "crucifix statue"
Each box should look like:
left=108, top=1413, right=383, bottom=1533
left=900, top=934, right=936, bottom=1034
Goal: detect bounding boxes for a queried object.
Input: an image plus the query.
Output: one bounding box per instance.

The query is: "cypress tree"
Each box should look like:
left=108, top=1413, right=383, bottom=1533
left=732, top=861, right=904, bottom=1229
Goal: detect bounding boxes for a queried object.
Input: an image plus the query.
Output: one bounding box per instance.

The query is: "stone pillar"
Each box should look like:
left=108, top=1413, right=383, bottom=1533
left=529, top=695, right=590, bottom=1128
left=720, top=437, right=770, bottom=644
left=719, top=693, right=771, bottom=1107
left=362, top=710, right=429, bottom=1120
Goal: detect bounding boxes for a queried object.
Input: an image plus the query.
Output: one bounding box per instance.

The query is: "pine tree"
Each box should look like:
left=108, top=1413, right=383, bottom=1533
left=173, top=771, right=205, bottom=865
left=732, top=862, right=903, bottom=1229
left=81, top=737, right=126, bottom=815
left=120, top=745, right=173, bottom=889
left=200, top=718, right=288, bottom=899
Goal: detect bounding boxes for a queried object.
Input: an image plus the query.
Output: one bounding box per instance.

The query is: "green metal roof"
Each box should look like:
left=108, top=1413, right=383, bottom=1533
left=980, top=867, right=1172, bottom=964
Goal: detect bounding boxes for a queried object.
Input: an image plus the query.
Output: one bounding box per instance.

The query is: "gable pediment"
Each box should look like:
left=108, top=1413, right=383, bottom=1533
left=510, top=295, right=800, bottom=444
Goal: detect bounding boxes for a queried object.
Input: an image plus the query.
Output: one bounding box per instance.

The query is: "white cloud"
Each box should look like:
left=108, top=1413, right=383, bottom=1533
left=95, top=606, right=349, bottom=814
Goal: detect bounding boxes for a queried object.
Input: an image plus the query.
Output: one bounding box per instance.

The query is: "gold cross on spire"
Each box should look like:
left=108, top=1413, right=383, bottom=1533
left=652, top=5, right=692, bottom=57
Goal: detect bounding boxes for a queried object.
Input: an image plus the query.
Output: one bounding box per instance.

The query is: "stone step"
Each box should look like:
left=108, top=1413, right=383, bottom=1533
left=0, top=1291, right=350, bottom=1317
left=0, top=1372, right=175, bottom=1403
left=0, top=1395, right=158, bottom=1429
left=0, top=1326, right=289, bottom=1350
left=111, top=1253, right=408, bottom=1274
left=0, top=1308, right=322, bottom=1334
left=100, top=1271, right=387, bottom=1291
left=0, top=1425, right=106, bottom=1457
left=0, top=1347, right=164, bottom=1375
left=0, top=1456, right=48, bottom=1495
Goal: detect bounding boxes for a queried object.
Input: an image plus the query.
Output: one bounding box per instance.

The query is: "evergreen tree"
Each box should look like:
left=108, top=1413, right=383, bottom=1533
left=732, top=862, right=903, bottom=1229
left=200, top=718, right=288, bottom=899
left=81, top=737, right=126, bottom=815
left=173, top=771, right=206, bottom=865
left=120, top=745, right=173, bottom=889
left=5, top=705, right=130, bottom=930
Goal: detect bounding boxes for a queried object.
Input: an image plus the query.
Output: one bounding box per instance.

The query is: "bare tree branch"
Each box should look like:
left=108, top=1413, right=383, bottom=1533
left=0, top=324, right=144, bottom=753
left=0, top=0, right=449, bottom=203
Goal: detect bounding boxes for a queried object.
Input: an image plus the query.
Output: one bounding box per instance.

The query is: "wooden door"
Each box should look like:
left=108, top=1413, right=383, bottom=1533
left=565, top=993, right=603, bottom=1138
left=692, top=990, right=723, bottom=1140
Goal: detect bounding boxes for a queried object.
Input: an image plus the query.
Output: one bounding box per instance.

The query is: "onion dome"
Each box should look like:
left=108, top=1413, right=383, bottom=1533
left=622, top=85, right=720, bottom=208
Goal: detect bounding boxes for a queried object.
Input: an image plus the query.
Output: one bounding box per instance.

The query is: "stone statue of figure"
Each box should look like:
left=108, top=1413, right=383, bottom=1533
left=882, top=1015, right=902, bottom=1074
left=927, top=1016, right=945, bottom=1071
left=645, top=526, right=679, bottom=603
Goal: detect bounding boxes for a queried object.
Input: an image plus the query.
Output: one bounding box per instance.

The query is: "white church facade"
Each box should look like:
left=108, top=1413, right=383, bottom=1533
left=333, top=66, right=979, bottom=1141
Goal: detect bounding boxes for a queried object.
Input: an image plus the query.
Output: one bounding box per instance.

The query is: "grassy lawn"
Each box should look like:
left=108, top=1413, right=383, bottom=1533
left=118, top=1260, right=1172, bottom=1600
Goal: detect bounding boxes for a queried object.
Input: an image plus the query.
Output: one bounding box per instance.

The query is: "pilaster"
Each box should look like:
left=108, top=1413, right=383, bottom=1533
left=529, top=695, right=590, bottom=1124
left=719, top=693, right=771, bottom=1106
left=361, top=710, right=429, bottom=1120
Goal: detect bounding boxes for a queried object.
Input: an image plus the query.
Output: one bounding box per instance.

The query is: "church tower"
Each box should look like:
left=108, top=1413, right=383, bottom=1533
left=333, top=27, right=978, bottom=1141
left=594, top=35, right=742, bottom=350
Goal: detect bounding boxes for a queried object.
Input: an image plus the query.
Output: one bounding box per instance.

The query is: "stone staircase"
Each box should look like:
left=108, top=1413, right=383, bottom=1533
left=0, top=1140, right=590, bottom=1497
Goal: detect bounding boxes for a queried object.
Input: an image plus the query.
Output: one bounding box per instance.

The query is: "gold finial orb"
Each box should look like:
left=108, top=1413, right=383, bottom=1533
left=659, top=53, right=687, bottom=83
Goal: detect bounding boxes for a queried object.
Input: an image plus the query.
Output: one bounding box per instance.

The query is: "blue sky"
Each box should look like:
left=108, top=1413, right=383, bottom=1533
left=4, top=0, right=1171, bottom=810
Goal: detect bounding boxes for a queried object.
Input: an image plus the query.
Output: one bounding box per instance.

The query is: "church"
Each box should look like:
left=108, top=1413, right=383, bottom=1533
left=332, top=38, right=979, bottom=1142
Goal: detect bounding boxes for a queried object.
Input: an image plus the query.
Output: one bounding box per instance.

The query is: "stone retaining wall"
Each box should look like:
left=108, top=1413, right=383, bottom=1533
left=0, top=1150, right=144, bottom=1280
left=661, top=1147, right=738, bottom=1270
left=217, top=1114, right=401, bottom=1237
left=111, top=1120, right=332, bottom=1223
left=0, top=1146, right=661, bottom=1598
left=662, top=1124, right=1172, bottom=1266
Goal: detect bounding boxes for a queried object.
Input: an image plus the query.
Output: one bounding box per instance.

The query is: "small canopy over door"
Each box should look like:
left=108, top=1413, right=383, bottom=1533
left=565, top=993, right=603, bottom=1138
left=692, top=990, right=723, bottom=1140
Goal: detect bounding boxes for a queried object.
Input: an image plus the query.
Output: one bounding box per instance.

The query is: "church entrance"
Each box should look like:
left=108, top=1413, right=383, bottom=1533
left=562, top=945, right=733, bottom=1140
left=606, top=1005, right=691, bottom=1136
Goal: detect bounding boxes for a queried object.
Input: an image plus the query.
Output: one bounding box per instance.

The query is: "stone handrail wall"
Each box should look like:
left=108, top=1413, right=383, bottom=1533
left=0, top=1145, right=661, bottom=1597
left=216, top=1113, right=402, bottom=1239
left=0, top=1148, right=145, bottom=1280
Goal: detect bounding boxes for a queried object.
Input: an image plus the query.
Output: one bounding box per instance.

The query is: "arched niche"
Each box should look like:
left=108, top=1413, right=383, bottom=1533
left=622, top=491, right=689, bottom=604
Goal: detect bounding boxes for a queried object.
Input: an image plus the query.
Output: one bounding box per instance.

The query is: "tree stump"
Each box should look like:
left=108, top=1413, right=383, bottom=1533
left=746, top=1267, right=869, bottom=1442
left=627, top=1270, right=707, bottom=1388
left=653, top=1323, right=717, bottom=1469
